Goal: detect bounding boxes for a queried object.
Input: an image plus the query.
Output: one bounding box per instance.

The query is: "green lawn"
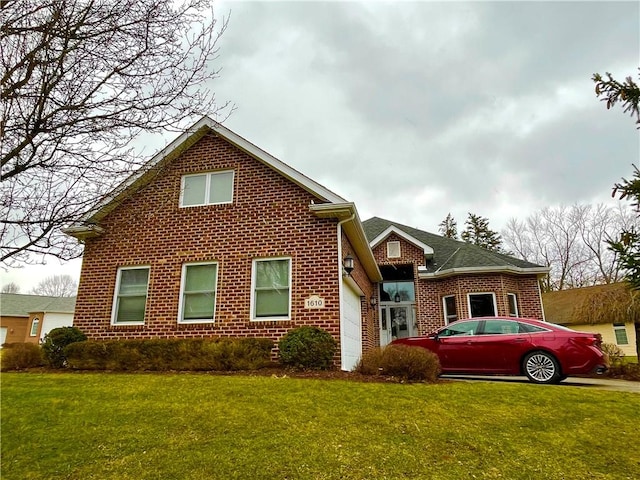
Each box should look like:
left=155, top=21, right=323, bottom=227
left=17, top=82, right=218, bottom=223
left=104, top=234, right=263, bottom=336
left=2, top=373, right=639, bottom=480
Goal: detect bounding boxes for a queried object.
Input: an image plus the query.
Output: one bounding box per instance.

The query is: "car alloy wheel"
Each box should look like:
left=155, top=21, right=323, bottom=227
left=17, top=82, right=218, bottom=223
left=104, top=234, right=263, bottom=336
left=523, top=351, right=561, bottom=384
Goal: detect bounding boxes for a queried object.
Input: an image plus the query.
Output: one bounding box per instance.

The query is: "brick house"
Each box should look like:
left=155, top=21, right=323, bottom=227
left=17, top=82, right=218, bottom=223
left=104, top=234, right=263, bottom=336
left=0, top=294, right=75, bottom=345
left=64, top=116, right=548, bottom=370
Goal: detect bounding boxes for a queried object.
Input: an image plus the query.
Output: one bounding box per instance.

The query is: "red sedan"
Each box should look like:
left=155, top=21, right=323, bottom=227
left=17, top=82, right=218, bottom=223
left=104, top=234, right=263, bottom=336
left=391, top=317, right=608, bottom=384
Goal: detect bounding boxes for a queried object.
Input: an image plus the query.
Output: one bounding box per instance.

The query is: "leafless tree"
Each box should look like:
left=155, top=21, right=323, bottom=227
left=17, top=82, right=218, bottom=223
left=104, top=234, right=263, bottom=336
left=1, top=281, right=21, bottom=293
left=1, top=0, right=231, bottom=266
left=502, top=203, right=636, bottom=291
left=30, top=274, right=77, bottom=297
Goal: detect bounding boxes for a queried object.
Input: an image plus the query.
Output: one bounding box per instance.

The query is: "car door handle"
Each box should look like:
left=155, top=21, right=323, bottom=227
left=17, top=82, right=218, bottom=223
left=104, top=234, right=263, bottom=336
left=512, top=338, right=526, bottom=343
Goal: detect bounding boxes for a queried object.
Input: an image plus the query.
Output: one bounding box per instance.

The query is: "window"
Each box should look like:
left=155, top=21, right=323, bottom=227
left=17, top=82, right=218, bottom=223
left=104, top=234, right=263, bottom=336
left=613, top=324, right=629, bottom=345
left=112, top=267, right=150, bottom=324
left=380, top=281, right=415, bottom=302
left=468, top=293, right=497, bottom=317
left=251, top=258, right=291, bottom=320
left=483, top=319, right=519, bottom=335
left=507, top=293, right=519, bottom=317
left=179, top=262, right=218, bottom=323
left=443, top=295, right=458, bottom=323
left=439, top=320, right=481, bottom=337
left=30, top=318, right=40, bottom=337
left=387, top=241, right=401, bottom=258
left=181, top=171, right=234, bottom=207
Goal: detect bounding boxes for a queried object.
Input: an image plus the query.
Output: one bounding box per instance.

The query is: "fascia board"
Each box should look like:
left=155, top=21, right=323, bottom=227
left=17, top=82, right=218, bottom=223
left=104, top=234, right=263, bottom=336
left=418, top=265, right=551, bottom=279
left=370, top=226, right=434, bottom=256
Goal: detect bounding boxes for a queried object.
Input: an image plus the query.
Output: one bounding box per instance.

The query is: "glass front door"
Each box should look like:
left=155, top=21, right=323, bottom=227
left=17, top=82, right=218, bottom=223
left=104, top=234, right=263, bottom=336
left=380, top=305, right=416, bottom=345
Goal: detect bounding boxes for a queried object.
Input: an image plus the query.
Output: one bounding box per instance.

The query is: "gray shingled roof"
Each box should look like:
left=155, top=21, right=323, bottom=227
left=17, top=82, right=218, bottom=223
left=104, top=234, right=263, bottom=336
left=362, top=217, right=545, bottom=274
left=0, top=294, right=76, bottom=317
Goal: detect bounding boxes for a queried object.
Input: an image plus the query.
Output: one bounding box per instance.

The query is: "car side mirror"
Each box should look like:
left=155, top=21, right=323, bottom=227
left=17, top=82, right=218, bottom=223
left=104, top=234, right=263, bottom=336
left=429, top=334, right=440, bottom=341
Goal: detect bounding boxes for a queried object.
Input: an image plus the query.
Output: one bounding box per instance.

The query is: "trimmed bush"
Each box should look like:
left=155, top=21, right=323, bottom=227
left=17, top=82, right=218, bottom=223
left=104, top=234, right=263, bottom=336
left=64, top=337, right=274, bottom=371
left=356, top=344, right=441, bottom=382
left=1, top=343, right=44, bottom=370
left=278, top=326, right=337, bottom=370
left=41, top=326, right=87, bottom=368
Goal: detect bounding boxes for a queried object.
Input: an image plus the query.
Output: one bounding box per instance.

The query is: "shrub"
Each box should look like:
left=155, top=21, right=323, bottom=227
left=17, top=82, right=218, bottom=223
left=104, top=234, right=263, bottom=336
left=278, top=326, right=337, bottom=370
left=601, top=343, right=625, bottom=367
left=41, top=326, right=87, bottom=368
left=64, top=337, right=274, bottom=371
left=356, top=344, right=441, bottom=382
left=1, top=343, right=44, bottom=370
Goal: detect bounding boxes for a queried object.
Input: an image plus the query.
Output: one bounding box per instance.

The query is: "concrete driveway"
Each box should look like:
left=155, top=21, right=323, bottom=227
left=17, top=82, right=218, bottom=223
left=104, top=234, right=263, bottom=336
left=442, top=375, right=640, bottom=393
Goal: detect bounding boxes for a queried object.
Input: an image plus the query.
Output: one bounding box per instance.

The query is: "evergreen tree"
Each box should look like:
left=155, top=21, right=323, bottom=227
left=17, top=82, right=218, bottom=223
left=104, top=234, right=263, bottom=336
left=438, top=213, right=458, bottom=239
left=593, top=70, right=640, bottom=289
left=461, top=213, right=503, bottom=252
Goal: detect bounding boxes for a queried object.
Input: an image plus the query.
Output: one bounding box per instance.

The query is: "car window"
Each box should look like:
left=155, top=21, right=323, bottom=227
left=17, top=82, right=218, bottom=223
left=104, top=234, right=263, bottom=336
left=518, top=322, right=549, bottom=333
left=439, top=321, right=481, bottom=337
left=483, top=320, right=519, bottom=335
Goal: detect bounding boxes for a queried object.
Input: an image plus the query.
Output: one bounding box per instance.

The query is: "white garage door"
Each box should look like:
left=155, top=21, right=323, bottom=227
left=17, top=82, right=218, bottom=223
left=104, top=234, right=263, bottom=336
left=341, top=281, right=362, bottom=371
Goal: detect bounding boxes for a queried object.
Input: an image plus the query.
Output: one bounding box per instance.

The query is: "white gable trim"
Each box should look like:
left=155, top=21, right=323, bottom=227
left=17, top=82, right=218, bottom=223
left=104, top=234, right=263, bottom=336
left=65, top=116, right=346, bottom=233
left=370, top=226, right=434, bottom=256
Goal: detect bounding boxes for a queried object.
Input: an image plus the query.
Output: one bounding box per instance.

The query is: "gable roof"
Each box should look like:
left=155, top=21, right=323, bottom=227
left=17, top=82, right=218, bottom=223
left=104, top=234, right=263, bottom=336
left=62, top=117, right=382, bottom=282
left=362, top=217, right=548, bottom=278
left=64, top=116, right=347, bottom=235
left=543, top=283, right=640, bottom=325
left=0, top=294, right=76, bottom=317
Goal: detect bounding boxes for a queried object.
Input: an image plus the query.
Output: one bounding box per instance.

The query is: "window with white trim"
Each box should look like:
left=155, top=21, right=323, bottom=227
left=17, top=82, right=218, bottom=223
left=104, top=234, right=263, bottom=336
left=179, top=262, right=218, bottom=323
left=112, top=267, right=150, bottom=324
left=507, top=293, right=519, bottom=317
left=251, top=257, right=291, bottom=320
left=468, top=293, right=497, bottom=318
left=613, top=323, right=629, bottom=345
left=443, top=295, right=458, bottom=323
left=180, top=171, right=234, bottom=207
left=30, top=318, right=40, bottom=337
left=387, top=241, right=401, bottom=258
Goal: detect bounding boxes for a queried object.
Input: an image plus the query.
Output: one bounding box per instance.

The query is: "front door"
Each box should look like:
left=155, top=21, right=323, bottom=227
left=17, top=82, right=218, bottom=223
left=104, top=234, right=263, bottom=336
left=381, top=305, right=416, bottom=344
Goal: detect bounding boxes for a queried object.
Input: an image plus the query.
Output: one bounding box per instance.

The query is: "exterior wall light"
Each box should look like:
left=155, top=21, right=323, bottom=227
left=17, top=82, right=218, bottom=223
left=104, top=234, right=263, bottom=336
left=343, top=254, right=354, bottom=276
left=370, top=296, right=377, bottom=307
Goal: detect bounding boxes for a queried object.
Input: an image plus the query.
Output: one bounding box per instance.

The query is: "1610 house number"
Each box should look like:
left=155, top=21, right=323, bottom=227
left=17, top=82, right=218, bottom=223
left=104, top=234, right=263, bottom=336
left=304, top=295, right=325, bottom=309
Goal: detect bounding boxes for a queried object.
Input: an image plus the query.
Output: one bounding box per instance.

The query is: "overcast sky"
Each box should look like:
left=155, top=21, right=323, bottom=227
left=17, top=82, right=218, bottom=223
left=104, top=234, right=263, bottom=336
left=2, top=0, right=639, bottom=293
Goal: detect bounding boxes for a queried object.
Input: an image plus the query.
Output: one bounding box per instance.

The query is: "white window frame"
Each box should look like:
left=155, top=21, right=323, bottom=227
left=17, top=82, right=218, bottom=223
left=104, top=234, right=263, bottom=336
left=180, top=170, right=235, bottom=207
left=467, top=292, right=497, bottom=318
left=178, top=261, right=219, bottom=324
left=442, top=295, right=458, bottom=324
left=250, top=257, right=292, bottom=321
left=387, top=241, right=401, bottom=258
left=613, top=324, right=629, bottom=345
left=30, top=317, right=40, bottom=337
left=507, top=293, right=519, bottom=317
left=111, top=266, right=150, bottom=325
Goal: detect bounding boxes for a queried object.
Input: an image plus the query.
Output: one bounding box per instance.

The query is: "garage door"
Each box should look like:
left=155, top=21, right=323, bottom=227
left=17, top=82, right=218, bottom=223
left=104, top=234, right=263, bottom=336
left=341, top=281, right=362, bottom=371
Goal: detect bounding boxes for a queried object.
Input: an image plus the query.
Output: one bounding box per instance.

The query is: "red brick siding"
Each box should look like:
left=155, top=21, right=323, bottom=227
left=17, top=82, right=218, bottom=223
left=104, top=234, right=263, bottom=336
left=371, top=235, right=544, bottom=337
left=74, top=133, right=350, bottom=361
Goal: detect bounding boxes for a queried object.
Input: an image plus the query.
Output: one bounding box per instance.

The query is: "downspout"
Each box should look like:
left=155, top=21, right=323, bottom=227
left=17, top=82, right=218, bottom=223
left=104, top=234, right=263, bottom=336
left=337, top=213, right=355, bottom=370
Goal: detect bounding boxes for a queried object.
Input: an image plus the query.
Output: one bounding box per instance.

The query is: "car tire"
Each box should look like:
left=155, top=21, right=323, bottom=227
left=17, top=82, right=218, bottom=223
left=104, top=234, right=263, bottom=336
left=523, top=351, right=562, bottom=384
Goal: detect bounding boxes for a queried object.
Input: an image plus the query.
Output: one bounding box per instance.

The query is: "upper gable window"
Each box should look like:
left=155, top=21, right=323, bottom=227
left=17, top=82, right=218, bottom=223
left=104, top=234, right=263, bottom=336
left=387, top=241, right=401, bottom=258
left=181, top=171, right=234, bottom=207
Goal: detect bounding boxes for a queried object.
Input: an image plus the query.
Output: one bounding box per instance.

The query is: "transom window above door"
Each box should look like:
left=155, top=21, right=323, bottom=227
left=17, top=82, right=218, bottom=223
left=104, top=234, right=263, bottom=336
left=181, top=170, right=234, bottom=207
left=380, top=281, right=415, bottom=303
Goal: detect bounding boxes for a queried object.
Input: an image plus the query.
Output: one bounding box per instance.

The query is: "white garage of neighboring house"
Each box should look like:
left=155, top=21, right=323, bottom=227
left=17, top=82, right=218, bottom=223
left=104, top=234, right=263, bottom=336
left=0, top=294, right=76, bottom=346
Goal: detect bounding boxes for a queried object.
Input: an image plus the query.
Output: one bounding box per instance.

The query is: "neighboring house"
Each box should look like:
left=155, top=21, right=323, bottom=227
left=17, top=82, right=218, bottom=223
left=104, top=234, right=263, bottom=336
left=362, top=218, right=548, bottom=346
left=543, top=283, right=639, bottom=360
left=0, top=294, right=76, bottom=345
left=63, top=116, right=548, bottom=370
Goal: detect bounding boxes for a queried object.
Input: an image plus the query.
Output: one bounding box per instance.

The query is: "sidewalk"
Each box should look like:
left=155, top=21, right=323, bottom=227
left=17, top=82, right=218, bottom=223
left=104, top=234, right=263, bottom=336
left=441, top=375, right=640, bottom=393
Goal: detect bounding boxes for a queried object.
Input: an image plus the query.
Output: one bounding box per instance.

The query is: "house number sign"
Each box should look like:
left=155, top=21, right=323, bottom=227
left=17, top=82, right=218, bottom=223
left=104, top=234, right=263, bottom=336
left=305, top=295, right=325, bottom=309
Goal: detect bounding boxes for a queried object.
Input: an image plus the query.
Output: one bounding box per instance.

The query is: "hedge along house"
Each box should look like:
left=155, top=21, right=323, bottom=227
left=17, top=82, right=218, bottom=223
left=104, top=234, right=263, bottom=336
left=362, top=218, right=549, bottom=346
left=64, top=116, right=382, bottom=371
left=64, top=116, right=548, bottom=369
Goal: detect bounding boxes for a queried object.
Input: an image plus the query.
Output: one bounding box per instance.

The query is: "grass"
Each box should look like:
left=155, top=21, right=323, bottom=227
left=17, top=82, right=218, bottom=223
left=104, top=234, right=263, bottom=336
left=2, top=372, right=639, bottom=480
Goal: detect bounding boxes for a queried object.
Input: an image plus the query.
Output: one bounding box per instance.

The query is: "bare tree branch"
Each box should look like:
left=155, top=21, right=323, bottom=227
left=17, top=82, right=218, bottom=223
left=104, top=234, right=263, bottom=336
left=1, top=0, right=232, bottom=266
